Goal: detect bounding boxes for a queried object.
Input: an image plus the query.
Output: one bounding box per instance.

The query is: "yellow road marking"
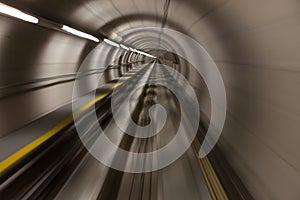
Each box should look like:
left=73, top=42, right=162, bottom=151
left=75, top=92, right=111, bottom=116
left=193, top=140, right=229, bottom=200
left=198, top=157, right=218, bottom=200
left=0, top=116, right=74, bottom=174
left=0, top=77, right=131, bottom=174
left=202, top=157, right=229, bottom=200
left=111, top=82, right=123, bottom=90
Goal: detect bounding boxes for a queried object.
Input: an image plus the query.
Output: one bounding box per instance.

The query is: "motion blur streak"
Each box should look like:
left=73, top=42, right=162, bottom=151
left=0, top=0, right=299, bottom=200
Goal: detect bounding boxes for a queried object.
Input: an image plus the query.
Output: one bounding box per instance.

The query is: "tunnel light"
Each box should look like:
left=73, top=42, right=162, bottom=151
left=0, top=3, right=39, bottom=24
left=62, top=25, right=99, bottom=42
left=130, top=48, right=138, bottom=53
left=146, top=54, right=157, bottom=58
left=143, top=53, right=156, bottom=58
left=128, top=47, right=156, bottom=58
left=135, top=50, right=143, bottom=54
left=135, top=50, right=156, bottom=58
left=103, top=39, right=120, bottom=48
left=120, top=44, right=129, bottom=51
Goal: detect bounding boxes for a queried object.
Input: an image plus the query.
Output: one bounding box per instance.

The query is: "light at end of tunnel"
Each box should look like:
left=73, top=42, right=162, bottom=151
left=103, top=39, right=120, bottom=48
left=62, top=25, right=99, bottom=43
left=0, top=3, right=39, bottom=24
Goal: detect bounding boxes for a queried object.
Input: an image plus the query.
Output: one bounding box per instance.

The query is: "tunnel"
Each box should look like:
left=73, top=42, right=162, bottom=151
left=0, top=0, right=299, bottom=199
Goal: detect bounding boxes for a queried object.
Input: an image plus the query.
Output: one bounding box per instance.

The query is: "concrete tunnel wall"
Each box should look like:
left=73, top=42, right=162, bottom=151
left=0, top=0, right=299, bottom=199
